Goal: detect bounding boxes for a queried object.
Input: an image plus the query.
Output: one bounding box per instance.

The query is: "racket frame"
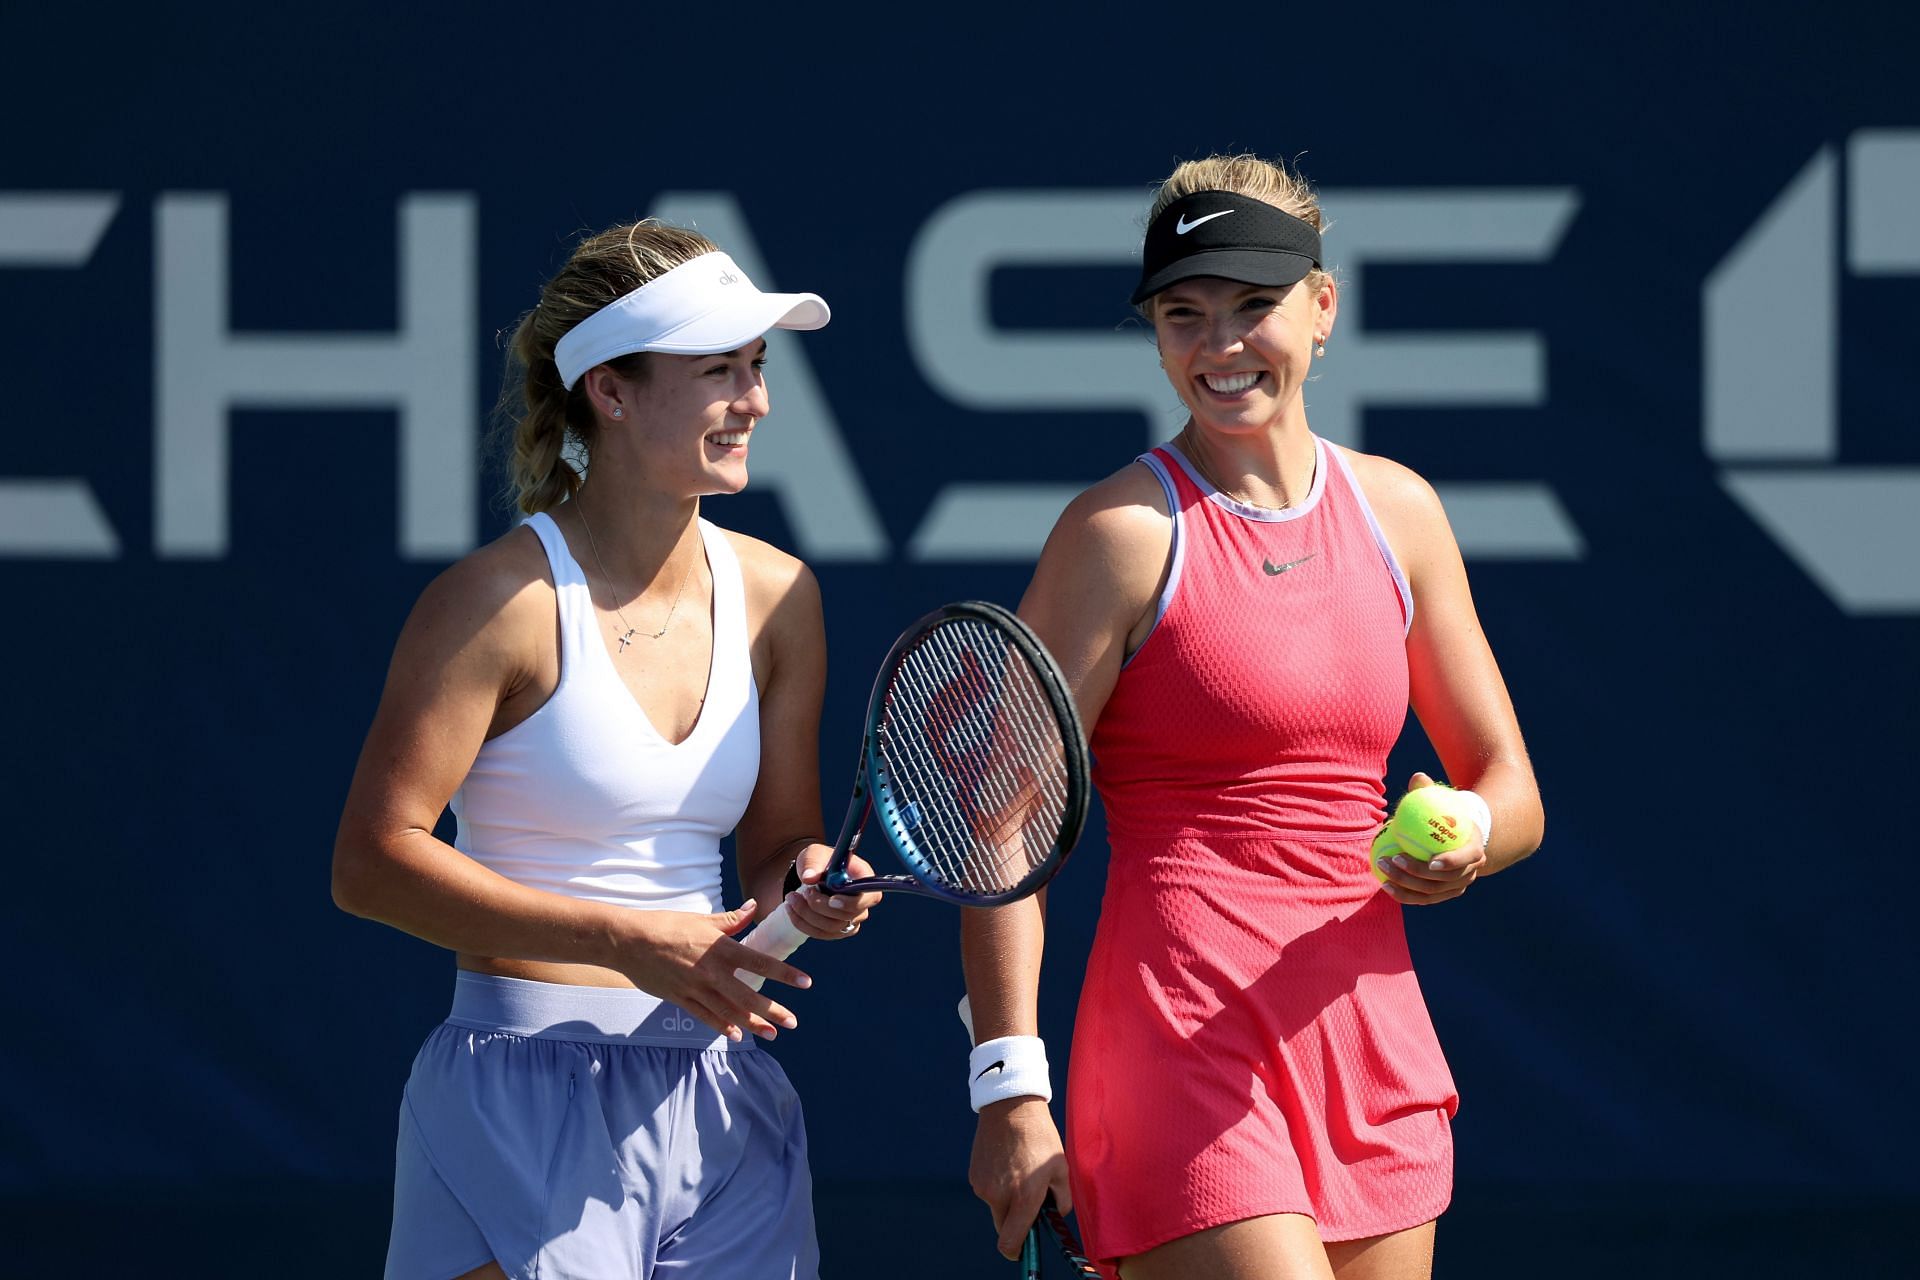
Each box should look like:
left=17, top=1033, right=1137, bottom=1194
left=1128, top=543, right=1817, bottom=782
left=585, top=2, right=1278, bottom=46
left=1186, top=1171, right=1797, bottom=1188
left=814, top=599, right=1089, bottom=907
left=737, top=600, right=1089, bottom=987
left=1022, top=1194, right=1102, bottom=1279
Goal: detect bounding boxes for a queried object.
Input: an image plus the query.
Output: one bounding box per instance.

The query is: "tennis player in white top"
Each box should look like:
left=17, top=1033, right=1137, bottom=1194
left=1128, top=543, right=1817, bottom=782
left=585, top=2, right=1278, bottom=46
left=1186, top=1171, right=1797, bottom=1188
left=333, top=218, right=878, bottom=1280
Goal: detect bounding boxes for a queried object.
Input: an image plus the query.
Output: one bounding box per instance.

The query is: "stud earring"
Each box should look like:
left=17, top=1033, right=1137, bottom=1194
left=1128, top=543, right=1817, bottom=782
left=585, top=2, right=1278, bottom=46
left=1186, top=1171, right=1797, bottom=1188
left=611, top=406, right=624, bottom=419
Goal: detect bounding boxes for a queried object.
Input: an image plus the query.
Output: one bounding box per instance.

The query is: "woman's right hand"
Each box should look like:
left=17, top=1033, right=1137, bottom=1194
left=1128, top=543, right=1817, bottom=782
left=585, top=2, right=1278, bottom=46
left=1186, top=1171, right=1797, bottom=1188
left=970, top=1097, right=1072, bottom=1260
left=611, top=899, right=813, bottom=1043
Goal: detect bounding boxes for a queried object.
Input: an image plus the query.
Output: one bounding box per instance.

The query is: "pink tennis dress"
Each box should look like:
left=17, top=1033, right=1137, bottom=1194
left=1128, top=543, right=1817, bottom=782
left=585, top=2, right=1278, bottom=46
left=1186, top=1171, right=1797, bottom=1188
left=1065, top=438, right=1458, bottom=1267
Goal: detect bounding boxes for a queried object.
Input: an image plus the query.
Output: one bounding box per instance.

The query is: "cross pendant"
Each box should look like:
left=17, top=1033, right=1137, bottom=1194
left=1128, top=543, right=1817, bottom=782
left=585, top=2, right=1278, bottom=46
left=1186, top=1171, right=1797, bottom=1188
left=617, top=628, right=637, bottom=652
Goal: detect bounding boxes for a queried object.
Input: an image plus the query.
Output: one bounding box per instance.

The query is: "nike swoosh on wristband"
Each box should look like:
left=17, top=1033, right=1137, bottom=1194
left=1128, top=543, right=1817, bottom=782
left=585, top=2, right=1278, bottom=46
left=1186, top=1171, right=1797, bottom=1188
left=974, top=1060, right=1006, bottom=1080
left=1175, top=209, right=1234, bottom=235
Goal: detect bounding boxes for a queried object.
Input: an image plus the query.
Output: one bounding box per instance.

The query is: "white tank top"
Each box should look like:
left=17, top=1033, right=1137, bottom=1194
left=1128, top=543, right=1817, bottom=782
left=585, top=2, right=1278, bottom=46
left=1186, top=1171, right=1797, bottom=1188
left=450, top=510, right=761, bottom=913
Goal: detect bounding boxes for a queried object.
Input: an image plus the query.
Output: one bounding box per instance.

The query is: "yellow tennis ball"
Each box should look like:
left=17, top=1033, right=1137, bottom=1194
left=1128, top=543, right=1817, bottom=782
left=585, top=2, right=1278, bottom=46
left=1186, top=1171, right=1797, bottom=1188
left=1369, top=824, right=1412, bottom=883
left=1390, top=784, right=1476, bottom=859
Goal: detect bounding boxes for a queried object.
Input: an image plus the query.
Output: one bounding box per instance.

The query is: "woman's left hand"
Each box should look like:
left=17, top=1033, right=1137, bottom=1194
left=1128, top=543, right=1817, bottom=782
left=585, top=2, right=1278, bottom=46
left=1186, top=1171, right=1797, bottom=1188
left=785, top=842, right=883, bottom=940
left=1375, top=772, right=1487, bottom=905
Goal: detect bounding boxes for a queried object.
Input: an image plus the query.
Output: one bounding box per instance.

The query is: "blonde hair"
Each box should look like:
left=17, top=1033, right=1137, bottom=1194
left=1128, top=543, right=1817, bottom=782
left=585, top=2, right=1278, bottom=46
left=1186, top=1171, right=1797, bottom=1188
left=493, top=220, right=720, bottom=515
left=1144, top=153, right=1332, bottom=301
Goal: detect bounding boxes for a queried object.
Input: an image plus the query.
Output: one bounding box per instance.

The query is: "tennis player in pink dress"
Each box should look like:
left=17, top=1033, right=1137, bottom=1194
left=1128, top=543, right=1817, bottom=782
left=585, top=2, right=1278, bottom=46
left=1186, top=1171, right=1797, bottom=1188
left=960, top=155, right=1545, bottom=1280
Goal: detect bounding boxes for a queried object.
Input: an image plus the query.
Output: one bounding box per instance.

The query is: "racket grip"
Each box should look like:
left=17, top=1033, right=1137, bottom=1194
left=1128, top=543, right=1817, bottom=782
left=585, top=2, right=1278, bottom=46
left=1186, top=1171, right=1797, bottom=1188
left=736, top=901, right=809, bottom=991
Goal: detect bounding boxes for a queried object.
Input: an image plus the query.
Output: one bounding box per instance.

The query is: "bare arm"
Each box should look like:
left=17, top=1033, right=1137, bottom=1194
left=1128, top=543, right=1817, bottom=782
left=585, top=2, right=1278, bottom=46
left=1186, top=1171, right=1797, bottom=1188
left=331, top=538, right=609, bottom=956
left=728, top=541, right=875, bottom=939
left=960, top=474, right=1165, bottom=1039
left=330, top=533, right=809, bottom=1038
left=963, top=465, right=1171, bottom=1255
left=1352, top=450, right=1545, bottom=895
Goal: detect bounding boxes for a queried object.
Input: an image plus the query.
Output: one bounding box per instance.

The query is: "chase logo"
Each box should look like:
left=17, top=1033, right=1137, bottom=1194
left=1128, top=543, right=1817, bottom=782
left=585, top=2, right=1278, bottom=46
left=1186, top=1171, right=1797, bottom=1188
left=1704, top=132, right=1920, bottom=616
left=3, top=144, right=1917, bottom=617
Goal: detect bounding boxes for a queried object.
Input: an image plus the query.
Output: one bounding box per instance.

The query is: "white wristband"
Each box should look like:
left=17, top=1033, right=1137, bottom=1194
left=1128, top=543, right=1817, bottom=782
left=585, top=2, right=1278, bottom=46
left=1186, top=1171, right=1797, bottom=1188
left=1455, top=788, right=1493, bottom=845
left=968, top=1035, right=1052, bottom=1112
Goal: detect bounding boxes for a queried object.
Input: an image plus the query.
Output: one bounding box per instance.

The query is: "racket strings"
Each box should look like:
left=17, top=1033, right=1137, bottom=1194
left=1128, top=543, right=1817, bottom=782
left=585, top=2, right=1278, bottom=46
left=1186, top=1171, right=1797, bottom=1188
left=883, top=628, right=1021, bottom=888
left=915, top=626, right=1057, bottom=879
left=877, top=619, right=1072, bottom=896
left=920, top=624, right=1070, bottom=887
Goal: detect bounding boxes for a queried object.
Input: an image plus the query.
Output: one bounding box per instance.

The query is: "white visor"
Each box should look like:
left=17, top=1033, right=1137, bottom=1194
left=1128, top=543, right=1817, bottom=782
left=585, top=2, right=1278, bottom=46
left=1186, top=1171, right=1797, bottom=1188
left=553, top=251, right=829, bottom=390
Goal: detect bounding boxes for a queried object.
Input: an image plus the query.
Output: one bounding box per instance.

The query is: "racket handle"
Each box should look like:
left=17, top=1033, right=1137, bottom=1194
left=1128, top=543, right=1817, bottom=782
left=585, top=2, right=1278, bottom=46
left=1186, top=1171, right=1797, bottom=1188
left=736, top=900, right=809, bottom=991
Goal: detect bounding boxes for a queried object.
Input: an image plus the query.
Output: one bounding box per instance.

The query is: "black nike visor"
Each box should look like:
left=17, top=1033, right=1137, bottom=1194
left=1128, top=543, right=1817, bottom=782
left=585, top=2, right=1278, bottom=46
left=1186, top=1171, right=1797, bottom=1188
left=1132, top=190, right=1323, bottom=305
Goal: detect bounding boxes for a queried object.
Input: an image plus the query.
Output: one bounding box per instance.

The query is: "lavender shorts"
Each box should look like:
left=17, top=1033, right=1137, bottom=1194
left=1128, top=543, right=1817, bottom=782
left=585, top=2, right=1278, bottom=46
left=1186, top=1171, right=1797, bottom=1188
left=384, top=972, right=818, bottom=1280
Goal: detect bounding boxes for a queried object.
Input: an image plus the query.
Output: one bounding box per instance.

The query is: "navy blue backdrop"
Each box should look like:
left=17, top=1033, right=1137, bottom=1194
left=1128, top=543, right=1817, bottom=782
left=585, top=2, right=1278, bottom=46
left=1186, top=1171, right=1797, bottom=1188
left=3, top=4, right=1916, bottom=1275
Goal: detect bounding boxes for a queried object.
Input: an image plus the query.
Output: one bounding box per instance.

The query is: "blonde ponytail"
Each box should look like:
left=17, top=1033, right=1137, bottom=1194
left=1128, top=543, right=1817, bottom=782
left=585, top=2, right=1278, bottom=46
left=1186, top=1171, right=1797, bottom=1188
left=501, top=310, right=583, bottom=514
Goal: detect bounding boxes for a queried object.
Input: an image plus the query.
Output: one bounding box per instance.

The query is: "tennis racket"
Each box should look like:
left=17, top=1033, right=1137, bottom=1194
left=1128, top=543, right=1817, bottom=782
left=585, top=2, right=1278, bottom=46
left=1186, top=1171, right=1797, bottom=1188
left=738, top=600, right=1090, bottom=986
left=1020, top=1194, right=1102, bottom=1279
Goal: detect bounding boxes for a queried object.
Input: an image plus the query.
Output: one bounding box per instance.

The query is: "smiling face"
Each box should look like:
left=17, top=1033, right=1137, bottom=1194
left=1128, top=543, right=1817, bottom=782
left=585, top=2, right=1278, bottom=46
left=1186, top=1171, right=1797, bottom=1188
left=1150, top=274, right=1337, bottom=437
left=587, top=338, right=771, bottom=496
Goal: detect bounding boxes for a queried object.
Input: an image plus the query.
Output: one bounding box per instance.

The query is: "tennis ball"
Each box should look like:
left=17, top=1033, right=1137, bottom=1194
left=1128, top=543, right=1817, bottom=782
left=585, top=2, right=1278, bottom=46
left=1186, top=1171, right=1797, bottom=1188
left=1368, top=824, right=1409, bottom=883
left=1390, top=784, right=1477, bottom=860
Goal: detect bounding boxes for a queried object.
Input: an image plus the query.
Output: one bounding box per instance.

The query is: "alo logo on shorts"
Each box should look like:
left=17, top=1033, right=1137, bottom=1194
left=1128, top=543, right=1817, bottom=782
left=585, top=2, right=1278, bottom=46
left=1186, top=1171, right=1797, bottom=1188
left=661, top=1010, right=701, bottom=1034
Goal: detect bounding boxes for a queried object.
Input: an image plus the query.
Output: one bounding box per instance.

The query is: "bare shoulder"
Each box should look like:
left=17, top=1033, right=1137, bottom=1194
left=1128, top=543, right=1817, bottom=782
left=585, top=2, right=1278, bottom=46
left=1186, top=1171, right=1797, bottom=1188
left=1333, top=444, right=1463, bottom=592
left=1014, top=458, right=1176, bottom=710
left=399, top=522, right=555, bottom=659
left=1023, top=458, right=1173, bottom=644
left=715, top=526, right=819, bottom=606
left=434, top=519, right=551, bottom=609
left=713, top=526, right=824, bottom=652
left=1335, top=443, right=1456, bottom=547
left=1336, top=444, right=1445, bottom=524
left=1047, top=458, right=1175, bottom=571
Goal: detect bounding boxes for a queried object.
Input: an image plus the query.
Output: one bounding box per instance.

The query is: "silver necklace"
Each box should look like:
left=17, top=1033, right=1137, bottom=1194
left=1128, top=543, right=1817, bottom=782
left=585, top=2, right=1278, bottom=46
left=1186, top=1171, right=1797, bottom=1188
left=575, top=492, right=698, bottom=651
left=1180, top=430, right=1295, bottom=511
